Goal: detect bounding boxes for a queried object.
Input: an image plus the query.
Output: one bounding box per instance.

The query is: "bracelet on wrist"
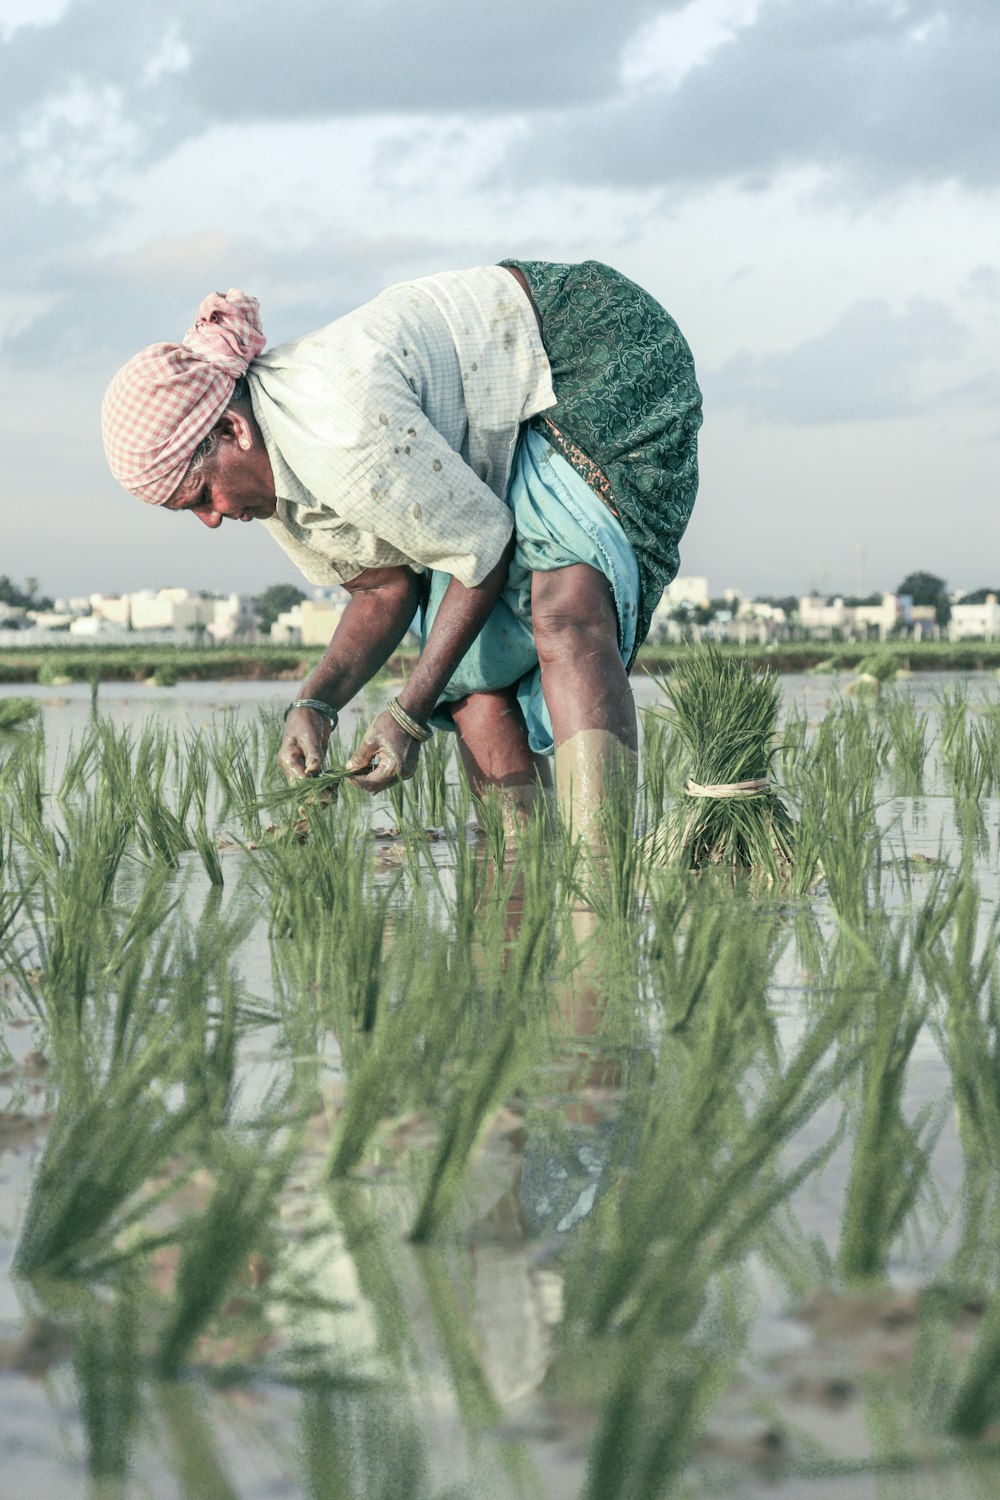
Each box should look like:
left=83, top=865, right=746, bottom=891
left=285, top=697, right=339, bottom=728
left=386, top=696, right=432, bottom=742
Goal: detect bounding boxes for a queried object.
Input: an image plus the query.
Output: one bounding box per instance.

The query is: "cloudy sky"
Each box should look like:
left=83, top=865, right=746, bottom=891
left=1, top=0, right=997, bottom=602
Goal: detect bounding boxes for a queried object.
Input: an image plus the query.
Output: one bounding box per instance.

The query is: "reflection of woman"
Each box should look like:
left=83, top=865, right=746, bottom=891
left=101, top=261, right=701, bottom=833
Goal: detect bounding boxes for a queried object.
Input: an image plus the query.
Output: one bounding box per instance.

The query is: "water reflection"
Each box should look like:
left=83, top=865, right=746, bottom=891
left=6, top=679, right=1000, bottom=1496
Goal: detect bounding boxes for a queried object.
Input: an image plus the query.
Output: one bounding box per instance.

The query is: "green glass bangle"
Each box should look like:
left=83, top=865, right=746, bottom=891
left=285, top=697, right=339, bottom=728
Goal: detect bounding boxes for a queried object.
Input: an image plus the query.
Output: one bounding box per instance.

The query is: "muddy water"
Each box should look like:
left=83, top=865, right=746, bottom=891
left=3, top=671, right=1000, bottom=1499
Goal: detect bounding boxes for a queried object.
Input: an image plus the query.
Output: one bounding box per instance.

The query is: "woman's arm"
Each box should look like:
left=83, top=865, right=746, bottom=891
left=278, top=564, right=422, bottom=779
left=278, top=536, right=515, bottom=784
left=346, top=535, right=516, bottom=792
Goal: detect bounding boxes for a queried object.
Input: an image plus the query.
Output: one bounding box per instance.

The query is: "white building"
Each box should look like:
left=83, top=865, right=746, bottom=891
left=648, top=576, right=710, bottom=638
left=206, top=593, right=255, bottom=642
left=949, top=595, right=1000, bottom=640
left=89, top=592, right=131, bottom=627
left=128, top=587, right=217, bottom=633
left=662, top=575, right=709, bottom=610
left=271, top=595, right=350, bottom=646
left=798, top=592, right=904, bottom=639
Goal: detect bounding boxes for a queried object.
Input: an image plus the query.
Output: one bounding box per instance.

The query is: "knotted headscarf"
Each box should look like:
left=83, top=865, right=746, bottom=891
left=101, top=289, right=267, bottom=506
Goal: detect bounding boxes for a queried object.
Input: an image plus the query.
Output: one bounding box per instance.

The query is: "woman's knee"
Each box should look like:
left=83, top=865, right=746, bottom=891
left=531, top=565, right=618, bottom=666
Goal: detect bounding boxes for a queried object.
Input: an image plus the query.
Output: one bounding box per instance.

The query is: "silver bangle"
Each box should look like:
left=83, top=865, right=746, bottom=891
left=285, top=697, right=339, bottom=728
left=386, top=696, right=432, bottom=742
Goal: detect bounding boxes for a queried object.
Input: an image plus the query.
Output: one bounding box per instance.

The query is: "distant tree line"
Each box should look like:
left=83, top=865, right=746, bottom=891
left=0, top=575, right=53, bottom=611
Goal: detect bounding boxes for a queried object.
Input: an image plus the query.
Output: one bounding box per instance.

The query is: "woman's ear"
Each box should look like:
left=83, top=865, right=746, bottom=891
left=218, top=407, right=253, bottom=452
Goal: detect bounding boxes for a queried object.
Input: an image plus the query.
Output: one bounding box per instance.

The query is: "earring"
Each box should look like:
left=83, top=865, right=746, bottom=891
left=239, top=438, right=251, bottom=451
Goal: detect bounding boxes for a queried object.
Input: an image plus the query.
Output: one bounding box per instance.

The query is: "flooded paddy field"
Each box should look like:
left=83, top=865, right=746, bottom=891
left=3, top=668, right=1000, bottom=1499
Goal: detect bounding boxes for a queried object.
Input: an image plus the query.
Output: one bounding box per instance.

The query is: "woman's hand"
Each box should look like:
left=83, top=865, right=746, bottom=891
left=345, top=710, right=420, bottom=792
left=278, top=706, right=332, bottom=782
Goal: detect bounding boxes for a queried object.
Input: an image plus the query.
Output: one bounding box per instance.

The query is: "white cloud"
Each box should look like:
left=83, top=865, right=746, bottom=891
left=0, top=0, right=72, bottom=43
left=708, top=296, right=972, bottom=423
left=621, top=0, right=761, bottom=88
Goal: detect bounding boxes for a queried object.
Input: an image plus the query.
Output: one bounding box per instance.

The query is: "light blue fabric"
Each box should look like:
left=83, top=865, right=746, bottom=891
left=419, top=426, right=640, bottom=755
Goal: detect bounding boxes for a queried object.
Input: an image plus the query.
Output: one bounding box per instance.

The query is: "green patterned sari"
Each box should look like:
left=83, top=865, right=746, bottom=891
left=500, top=259, right=702, bottom=661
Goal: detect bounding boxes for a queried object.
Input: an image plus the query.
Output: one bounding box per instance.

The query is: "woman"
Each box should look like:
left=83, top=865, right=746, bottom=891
left=101, top=260, right=701, bottom=836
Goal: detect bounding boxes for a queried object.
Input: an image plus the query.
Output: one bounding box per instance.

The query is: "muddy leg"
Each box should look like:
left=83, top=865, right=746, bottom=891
left=531, top=564, right=638, bottom=842
left=450, top=687, right=551, bottom=832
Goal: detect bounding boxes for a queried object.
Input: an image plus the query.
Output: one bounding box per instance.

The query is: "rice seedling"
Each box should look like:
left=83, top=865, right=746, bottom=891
left=153, top=1134, right=295, bottom=1379
left=256, top=765, right=354, bottom=816
left=945, top=718, right=992, bottom=800
left=36, top=656, right=72, bottom=687
left=579, top=1273, right=749, bottom=1500
left=835, top=922, right=945, bottom=1283
left=651, top=648, right=795, bottom=875
left=407, top=1001, right=531, bottom=1243
left=325, top=925, right=454, bottom=1178
left=406, top=727, right=454, bottom=828
left=71, top=1287, right=143, bottom=1486
left=933, top=680, right=971, bottom=764
left=853, top=648, right=903, bottom=691
left=567, top=903, right=861, bottom=1343
left=882, top=693, right=929, bottom=796
left=0, top=696, right=40, bottom=730
left=920, top=870, right=1000, bottom=1284
left=637, top=697, right=678, bottom=831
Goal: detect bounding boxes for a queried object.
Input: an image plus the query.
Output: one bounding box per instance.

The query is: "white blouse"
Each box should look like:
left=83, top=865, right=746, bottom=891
left=250, top=265, right=556, bottom=588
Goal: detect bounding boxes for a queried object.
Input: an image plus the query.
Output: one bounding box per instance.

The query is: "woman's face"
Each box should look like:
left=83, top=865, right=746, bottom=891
left=166, top=412, right=277, bottom=529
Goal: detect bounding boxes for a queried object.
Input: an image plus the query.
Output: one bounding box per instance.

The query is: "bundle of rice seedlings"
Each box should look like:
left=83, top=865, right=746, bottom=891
left=0, top=697, right=41, bottom=730
left=652, top=648, right=795, bottom=874
left=851, top=648, right=902, bottom=692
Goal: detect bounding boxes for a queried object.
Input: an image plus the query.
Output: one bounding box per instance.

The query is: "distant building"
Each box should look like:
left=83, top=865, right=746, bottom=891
left=798, top=592, right=904, bottom=640
left=949, top=595, right=1000, bottom=640
left=271, top=594, right=350, bottom=646
left=89, top=592, right=131, bottom=627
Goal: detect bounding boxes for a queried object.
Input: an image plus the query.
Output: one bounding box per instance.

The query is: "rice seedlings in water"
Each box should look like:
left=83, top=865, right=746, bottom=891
left=153, top=1136, right=293, bottom=1378
left=946, top=717, right=991, bottom=801
left=573, top=758, right=649, bottom=924
left=208, top=728, right=268, bottom=841
left=920, top=872, right=1000, bottom=1283
left=11, top=887, right=254, bottom=1279
left=933, top=680, right=971, bottom=764
left=654, top=648, right=795, bottom=875
left=637, top=699, right=677, bottom=830
left=852, top=649, right=903, bottom=692
left=776, top=698, right=809, bottom=781
left=408, top=1000, right=530, bottom=1243
left=180, top=736, right=224, bottom=885
left=571, top=900, right=860, bottom=1341
left=470, top=785, right=508, bottom=875
left=407, top=727, right=454, bottom=827
left=0, top=696, right=41, bottom=731
left=882, top=693, right=929, bottom=796
left=835, top=924, right=944, bottom=1283
left=72, top=1289, right=143, bottom=1485
left=325, top=926, right=453, bottom=1178
left=580, top=1275, right=748, bottom=1500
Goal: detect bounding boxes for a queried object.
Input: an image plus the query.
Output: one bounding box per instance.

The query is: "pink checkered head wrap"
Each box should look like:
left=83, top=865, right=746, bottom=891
left=101, top=289, right=266, bottom=506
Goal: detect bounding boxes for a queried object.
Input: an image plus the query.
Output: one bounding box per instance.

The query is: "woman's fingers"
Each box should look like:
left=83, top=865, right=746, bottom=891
left=347, top=744, right=401, bottom=791
left=345, top=711, right=420, bottom=793
left=278, top=707, right=330, bottom=782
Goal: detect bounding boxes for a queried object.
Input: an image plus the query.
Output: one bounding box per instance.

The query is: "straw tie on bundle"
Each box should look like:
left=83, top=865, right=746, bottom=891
left=647, top=647, right=797, bottom=875
left=685, top=778, right=770, bottom=800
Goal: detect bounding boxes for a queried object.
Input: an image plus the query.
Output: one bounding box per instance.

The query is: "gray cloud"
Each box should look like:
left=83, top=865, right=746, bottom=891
left=501, top=0, right=1000, bottom=193
left=0, top=225, right=500, bottom=369
left=1, top=0, right=666, bottom=145
left=707, top=296, right=972, bottom=423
